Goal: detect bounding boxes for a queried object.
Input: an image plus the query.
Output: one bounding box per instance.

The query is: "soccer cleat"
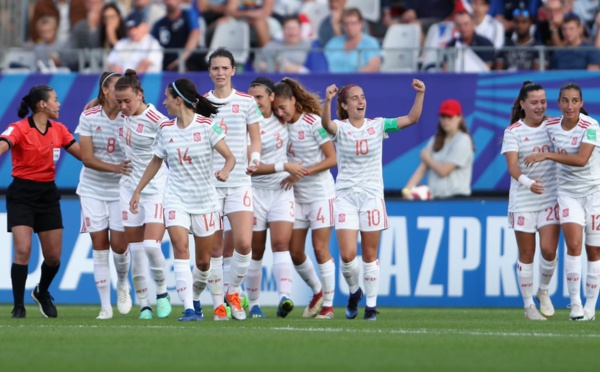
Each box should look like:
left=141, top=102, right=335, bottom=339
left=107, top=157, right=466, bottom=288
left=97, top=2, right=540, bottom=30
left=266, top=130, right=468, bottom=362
left=241, top=292, right=249, bottom=310
left=179, top=308, right=204, bottom=322
left=11, top=305, right=26, bottom=319
left=225, top=291, right=247, bottom=320
left=193, top=300, right=204, bottom=318
left=580, top=309, right=596, bottom=321
left=364, top=306, right=379, bottom=321
left=116, top=283, right=132, bottom=315
left=249, top=305, right=266, bottom=319
left=569, top=303, right=585, bottom=320
left=31, top=285, right=57, bottom=318
left=96, top=308, right=113, bottom=320
left=213, top=304, right=230, bottom=321
left=139, top=307, right=153, bottom=320
left=524, top=304, right=547, bottom=321
left=226, top=304, right=232, bottom=319
left=345, top=288, right=364, bottom=319
left=535, top=289, right=554, bottom=317
left=316, top=306, right=334, bottom=319
left=156, top=294, right=172, bottom=318
left=303, top=290, right=323, bottom=318
left=277, top=296, right=294, bottom=318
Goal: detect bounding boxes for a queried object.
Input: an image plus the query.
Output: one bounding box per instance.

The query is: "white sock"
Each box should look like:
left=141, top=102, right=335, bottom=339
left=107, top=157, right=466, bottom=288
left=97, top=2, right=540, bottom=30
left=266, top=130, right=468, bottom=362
left=207, top=256, right=224, bottom=307
left=246, top=259, right=262, bottom=308
left=538, top=256, right=557, bottom=291
left=112, top=247, right=130, bottom=288
left=130, top=242, right=150, bottom=308
left=341, top=257, right=360, bottom=294
left=565, top=254, right=582, bottom=305
left=173, top=259, right=193, bottom=310
left=318, top=259, right=335, bottom=307
left=295, top=258, right=322, bottom=294
left=144, top=239, right=167, bottom=295
left=229, top=251, right=251, bottom=294
left=517, top=261, right=534, bottom=308
left=585, top=260, right=600, bottom=313
left=273, top=251, right=293, bottom=300
left=192, top=265, right=210, bottom=301
left=363, top=260, right=380, bottom=308
left=93, top=250, right=111, bottom=310
left=223, top=256, right=232, bottom=296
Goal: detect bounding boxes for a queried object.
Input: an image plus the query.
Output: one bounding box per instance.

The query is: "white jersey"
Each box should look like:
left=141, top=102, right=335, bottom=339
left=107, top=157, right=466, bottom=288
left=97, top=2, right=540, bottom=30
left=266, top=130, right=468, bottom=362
left=333, top=117, right=398, bottom=199
left=120, top=104, right=168, bottom=195
left=501, top=119, right=558, bottom=212
left=286, top=112, right=335, bottom=203
left=75, top=105, right=126, bottom=201
left=154, top=114, right=225, bottom=214
left=204, top=89, right=263, bottom=188
left=251, top=114, right=288, bottom=189
left=546, top=114, right=600, bottom=198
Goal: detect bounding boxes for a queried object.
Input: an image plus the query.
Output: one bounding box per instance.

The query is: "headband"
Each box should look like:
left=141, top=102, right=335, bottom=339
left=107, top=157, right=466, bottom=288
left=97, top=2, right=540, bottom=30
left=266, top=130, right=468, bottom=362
left=171, top=82, right=194, bottom=105
left=101, top=72, right=120, bottom=87
left=250, top=83, right=273, bottom=93
left=339, top=84, right=356, bottom=100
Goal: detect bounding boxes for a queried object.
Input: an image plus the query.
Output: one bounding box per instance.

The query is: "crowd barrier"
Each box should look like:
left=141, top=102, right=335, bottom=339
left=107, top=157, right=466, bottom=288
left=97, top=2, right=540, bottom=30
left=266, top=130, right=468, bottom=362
left=2, top=71, right=600, bottom=193
left=0, top=197, right=582, bottom=308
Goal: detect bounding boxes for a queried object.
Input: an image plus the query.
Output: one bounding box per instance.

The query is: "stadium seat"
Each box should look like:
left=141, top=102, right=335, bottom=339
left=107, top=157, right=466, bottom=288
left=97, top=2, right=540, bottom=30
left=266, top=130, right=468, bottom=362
left=198, top=16, right=207, bottom=48
left=381, top=24, right=421, bottom=72
left=299, top=1, right=330, bottom=39
left=1, top=48, right=36, bottom=72
left=345, top=0, right=381, bottom=23
left=206, top=19, right=250, bottom=65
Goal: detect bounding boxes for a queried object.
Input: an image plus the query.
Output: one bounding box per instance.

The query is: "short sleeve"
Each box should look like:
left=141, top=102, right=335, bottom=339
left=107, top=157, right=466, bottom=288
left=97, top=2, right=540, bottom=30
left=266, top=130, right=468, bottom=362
left=185, top=9, right=199, bottom=29
left=209, top=119, right=226, bottom=148
left=57, top=123, right=75, bottom=147
left=445, top=134, right=473, bottom=168
left=246, top=97, right=263, bottom=126
left=582, top=121, right=600, bottom=146
left=312, top=117, right=331, bottom=146
left=0, top=124, right=22, bottom=147
left=500, top=128, right=519, bottom=154
left=74, top=113, right=92, bottom=136
left=154, top=127, right=167, bottom=159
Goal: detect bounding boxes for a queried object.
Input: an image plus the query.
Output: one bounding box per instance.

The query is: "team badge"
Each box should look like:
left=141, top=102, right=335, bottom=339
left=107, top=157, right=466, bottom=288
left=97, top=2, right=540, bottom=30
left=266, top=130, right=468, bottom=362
left=118, top=128, right=124, bottom=136
left=339, top=214, right=346, bottom=223
left=122, top=211, right=128, bottom=221
left=367, top=127, right=376, bottom=135
left=517, top=216, right=524, bottom=226
left=232, top=104, right=239, bottom=114
left=169, top=211, right=176, bottom=220
left=298, top=131, right=305, bottom=140
left=136, top=123, right=144, bottom=133
left=571, top=137, right=578, bottom=146
left=194, top=132, right=201, bottom=142
left=563, top=209, right=569, bottom=218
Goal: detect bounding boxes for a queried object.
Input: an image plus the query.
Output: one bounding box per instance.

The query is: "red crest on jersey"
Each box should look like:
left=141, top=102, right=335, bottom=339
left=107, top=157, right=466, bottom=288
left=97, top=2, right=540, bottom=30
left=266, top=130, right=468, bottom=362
left=169, top=211, right=176, bottom=220
left=298, top=131, right=305, bottom=140
left=253, top=217, right=257, bottom=226
left=136, top=123, right=144, bottom=133
left=85, top=217, right=91, bottom=227
left=563, top=209, right=569, bottom=218
left=232, top=104, right=239, bottom=114
left=572, top=137, right=578, bottom=145
left=194, top=132, right=201, bottom=142
left=118, top=128, right=124, bottom=137
left=339, top=214, right=346, bottom=223
left=122, top=211, right=128, bottom=221
left=367, top=127, right=376, bottom=135
left=517, top=216, right=525, bottom=226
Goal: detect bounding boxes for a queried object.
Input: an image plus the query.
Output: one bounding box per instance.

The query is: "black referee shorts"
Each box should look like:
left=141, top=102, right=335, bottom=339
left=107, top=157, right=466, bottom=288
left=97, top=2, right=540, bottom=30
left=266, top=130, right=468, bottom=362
left=6, top=178, right=63, bottom=233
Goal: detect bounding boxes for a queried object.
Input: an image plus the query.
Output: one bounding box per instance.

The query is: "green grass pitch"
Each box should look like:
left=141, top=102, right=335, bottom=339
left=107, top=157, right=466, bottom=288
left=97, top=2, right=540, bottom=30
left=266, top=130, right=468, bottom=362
left=0, top=305, right=599, bottom=371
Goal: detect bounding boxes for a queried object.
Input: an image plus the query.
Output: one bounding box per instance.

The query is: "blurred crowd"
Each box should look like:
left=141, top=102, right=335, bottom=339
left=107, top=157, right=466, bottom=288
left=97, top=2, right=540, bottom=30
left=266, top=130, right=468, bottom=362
left=21, top=0, right=600, bottom=73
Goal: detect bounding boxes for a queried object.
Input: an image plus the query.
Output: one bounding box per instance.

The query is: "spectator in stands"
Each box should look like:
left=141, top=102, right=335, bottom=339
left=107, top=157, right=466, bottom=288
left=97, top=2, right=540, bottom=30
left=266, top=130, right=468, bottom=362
left=225, top=0, right=274, bottom=47
left=324, top=8, right=382, bottom=73
left=30, top=0, right=86, bottom=44
left=272, top=0, right=304, bottom=20
left=551, top=13, right=600, bottom=70
left=318, top=0, right=346, bottom=47
left=573, top=0, right=598, bottom=34
left=399, top=0, right=455, bottom=34
left=151, top=0, right=201, bottom=71
left=445, top=11, right=495, bottom=70
left=106, top=10, right=163, bottom=73
left=493, top=0, right=541, bottom=37
left=131, top=0, right=167, bottom=28
left=403, top=99, right=474, bottom=199
left=69, top=0, right=104, bottom=54
left=255, top=16, right=311, bottom=73
left=196, top=0, right=227, bottom=27
left=99, top=3, right=126, bottom=50
left=496, top=8, right=546, bottom=71
left=33, top=16, right=67, bottom=70
left=537, top=0, right=566, bottom=46
left=472, top=0, right=505, bottom=48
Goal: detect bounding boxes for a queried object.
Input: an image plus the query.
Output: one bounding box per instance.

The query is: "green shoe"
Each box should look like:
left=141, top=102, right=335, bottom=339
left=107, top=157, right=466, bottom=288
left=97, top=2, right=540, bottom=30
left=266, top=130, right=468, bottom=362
left=241, top=293, right=249, bottom=310
left=156, top=295, right=172, bottom=318
left=225, top=304, right=232, bottom=319
left=139, top=308, right=153, bottom=320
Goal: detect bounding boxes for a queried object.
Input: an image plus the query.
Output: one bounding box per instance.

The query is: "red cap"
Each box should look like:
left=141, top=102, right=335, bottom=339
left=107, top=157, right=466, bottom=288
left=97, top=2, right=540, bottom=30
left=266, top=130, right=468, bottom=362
left=439, top=99, right=462, bottom=116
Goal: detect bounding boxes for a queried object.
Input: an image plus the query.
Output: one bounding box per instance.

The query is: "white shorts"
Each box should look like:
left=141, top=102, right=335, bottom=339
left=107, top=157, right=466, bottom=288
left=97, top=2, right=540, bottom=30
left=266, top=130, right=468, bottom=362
left=223, top=216, right=231, bottom=232
left=165, top=209, right=219, bottom=237
left=80, top=196, right=124, bottom=233
left=558, top=192, right=600, bottom=238
left=216, top=185, right=254, bottom=216
left=508, top=204, right=559, bottom=233
left=120, top=186, right=165, bottom=227
left=253, top=187, right=295, bottom=231
left=294, top=198, right=334, bottom=230
left=334, top=191, right=389, bottom=232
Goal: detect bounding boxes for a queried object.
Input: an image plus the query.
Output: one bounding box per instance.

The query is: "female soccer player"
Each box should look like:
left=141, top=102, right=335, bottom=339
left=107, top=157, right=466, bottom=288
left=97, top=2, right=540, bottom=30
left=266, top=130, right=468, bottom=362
left=501, top=81, right=559, bottom=321
left=130, top=78, right=235, bottom=321
left=204, top=48, right=262, bottom=321
left=525, top=82, right=600, bottom=321
left=114, top=69, right=172, bottom=320
left=273, top=77, right=337, bottom=319
left=0, top=85, right=81, bottom=318
left=322, top=79, right=425, bottom=320
left=76, top=71, right=133, bottom=319
left=245, top=77, right=307, bottom=318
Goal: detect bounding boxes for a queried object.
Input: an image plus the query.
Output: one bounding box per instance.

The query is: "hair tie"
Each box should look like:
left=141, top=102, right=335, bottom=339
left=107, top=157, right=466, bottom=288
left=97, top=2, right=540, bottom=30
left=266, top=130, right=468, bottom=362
left=172, top=82, right=194, bottom=105
left=101, top=72, right=119, bottom=87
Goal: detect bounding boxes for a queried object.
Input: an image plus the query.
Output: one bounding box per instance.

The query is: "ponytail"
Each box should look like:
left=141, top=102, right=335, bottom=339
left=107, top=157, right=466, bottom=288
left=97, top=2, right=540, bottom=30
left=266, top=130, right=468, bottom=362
left=17, top=85, right=53, bottom=118
left=273, top=77, right=322, bottom=116
left=167, top=78, right=220, bottom=117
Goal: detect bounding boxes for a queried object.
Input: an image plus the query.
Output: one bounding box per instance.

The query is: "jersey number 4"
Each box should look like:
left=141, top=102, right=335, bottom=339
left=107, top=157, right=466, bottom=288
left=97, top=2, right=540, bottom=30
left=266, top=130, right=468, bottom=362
left=177, top=148, right=192, bottom=164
